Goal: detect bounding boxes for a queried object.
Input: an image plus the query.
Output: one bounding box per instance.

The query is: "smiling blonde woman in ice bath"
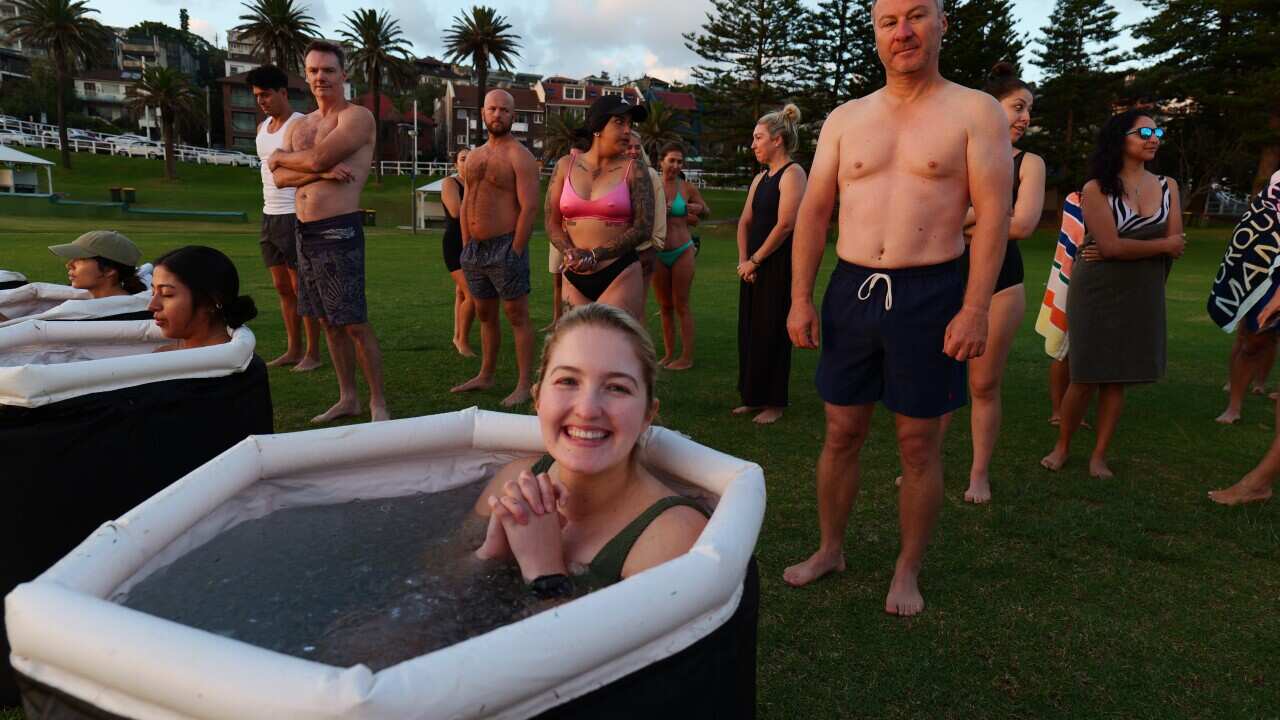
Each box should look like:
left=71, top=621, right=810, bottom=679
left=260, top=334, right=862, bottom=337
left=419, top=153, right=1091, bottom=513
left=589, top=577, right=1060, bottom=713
left=474, top=303, right=707, bottom=597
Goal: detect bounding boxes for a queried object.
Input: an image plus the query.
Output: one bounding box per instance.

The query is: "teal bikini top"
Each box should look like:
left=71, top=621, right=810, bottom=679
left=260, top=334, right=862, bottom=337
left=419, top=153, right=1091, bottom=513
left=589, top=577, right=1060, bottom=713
left=669, top=182, right=687, bottom=218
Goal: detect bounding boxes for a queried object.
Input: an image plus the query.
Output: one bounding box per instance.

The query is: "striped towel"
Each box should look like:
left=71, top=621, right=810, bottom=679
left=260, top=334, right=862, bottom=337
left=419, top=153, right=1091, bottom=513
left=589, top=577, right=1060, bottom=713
left=1034, top=192, right=1083, bottom=360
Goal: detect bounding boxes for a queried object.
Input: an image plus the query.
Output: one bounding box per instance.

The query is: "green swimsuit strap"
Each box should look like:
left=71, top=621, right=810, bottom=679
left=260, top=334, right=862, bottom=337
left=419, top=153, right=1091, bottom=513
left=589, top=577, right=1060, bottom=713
left=583, top=495, right=709, bottom=589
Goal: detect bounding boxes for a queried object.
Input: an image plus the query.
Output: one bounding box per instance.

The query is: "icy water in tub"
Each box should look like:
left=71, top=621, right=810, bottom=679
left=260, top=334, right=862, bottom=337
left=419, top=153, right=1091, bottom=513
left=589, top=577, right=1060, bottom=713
left=120, top=482, right=579, bottom=670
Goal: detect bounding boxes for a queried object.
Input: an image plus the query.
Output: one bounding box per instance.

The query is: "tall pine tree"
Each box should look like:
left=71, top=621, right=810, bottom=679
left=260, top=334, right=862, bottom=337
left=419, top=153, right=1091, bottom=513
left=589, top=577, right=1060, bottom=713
left=797, top=0, right=881, bottom=120
left=683, top=0, right=808, bottom=172
left=1132, top=0, right=1280, bottom=200
left=1031, top=0, right=1123, bottom=193
left=941, top=0, right=1027, bottom=88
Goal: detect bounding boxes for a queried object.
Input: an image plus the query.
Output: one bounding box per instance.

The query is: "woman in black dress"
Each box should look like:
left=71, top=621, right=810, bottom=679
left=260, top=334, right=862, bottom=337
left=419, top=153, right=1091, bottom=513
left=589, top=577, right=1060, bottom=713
left=735, top=104, right=808, bottom=424
left=441, top=148, right=475, bottom=357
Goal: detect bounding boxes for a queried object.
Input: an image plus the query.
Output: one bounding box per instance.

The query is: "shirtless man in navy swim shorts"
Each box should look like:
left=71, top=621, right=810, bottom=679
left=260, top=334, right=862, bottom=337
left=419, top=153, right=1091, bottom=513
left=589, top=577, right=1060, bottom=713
left=782, top=0, right=1012, bottom=616
left=270, top=40, right=389, bottom=423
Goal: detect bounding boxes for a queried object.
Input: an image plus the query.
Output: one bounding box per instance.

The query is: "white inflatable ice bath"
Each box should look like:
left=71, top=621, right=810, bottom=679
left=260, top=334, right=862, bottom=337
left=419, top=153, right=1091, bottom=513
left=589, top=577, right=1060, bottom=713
left=5, top=409, right=766, bottom=720
left=0, top=320, right=256, bottom=407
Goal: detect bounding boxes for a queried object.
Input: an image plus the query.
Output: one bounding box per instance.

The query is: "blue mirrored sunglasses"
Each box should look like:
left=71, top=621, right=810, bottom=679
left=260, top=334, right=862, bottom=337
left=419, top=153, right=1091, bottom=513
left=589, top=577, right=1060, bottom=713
left=1127, top=127, right=1165, bottom=140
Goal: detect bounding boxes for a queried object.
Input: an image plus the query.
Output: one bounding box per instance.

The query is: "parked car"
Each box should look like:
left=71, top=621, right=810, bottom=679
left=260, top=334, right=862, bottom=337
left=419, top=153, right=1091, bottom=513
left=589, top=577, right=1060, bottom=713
left=198, top=150, right=259, bottom=168
left=116, top=141, right=164, bottom=159
left=0, top=130, right=37, bottom=147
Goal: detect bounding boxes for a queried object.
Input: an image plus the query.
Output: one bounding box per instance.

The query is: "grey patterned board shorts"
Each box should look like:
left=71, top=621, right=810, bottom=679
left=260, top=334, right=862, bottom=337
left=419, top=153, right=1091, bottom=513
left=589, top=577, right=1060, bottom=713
left=296, top=211, right=368, bottom=326
left=461, top=232, right=531, bottom=301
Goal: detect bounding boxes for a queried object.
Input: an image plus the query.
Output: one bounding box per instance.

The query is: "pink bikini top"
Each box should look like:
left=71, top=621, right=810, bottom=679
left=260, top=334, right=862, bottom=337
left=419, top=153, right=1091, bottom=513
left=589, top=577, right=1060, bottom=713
left=559, top=150, right=634, bottom=223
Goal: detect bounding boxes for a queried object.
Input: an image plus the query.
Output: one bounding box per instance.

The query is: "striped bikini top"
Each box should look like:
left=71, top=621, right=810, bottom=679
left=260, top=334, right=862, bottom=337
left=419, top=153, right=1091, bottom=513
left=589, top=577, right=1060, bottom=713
left=1110, top=176, right=1171, bottom=235
left=559, top=150, right=634, bottom=223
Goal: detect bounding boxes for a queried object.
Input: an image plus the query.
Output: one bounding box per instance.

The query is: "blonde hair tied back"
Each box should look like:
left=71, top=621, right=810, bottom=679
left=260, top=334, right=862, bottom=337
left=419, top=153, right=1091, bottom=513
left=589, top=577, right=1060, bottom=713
left=757, top=103, right=801, bottom=155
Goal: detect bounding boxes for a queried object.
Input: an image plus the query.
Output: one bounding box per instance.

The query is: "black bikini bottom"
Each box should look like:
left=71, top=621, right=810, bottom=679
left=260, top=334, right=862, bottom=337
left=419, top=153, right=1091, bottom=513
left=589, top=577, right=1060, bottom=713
left=564, top=248, right=639, bottom=301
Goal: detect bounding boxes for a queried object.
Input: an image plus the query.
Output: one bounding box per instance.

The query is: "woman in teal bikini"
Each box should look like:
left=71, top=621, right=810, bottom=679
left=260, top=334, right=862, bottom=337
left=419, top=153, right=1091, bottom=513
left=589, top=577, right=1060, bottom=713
left=474, top=303, right=708, bottom=596
left=652, top=142, right=710, bottom=370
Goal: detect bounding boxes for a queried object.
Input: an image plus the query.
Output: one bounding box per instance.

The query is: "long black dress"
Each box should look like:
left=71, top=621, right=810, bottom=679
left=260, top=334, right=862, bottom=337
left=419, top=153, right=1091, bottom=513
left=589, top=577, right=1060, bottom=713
left=738, top=162, right=796, bottom=408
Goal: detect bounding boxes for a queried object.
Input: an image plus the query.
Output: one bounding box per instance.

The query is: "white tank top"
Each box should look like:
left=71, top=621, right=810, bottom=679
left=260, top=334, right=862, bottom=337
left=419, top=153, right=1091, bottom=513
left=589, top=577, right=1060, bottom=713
left=257, top=112, right=304, bottom=216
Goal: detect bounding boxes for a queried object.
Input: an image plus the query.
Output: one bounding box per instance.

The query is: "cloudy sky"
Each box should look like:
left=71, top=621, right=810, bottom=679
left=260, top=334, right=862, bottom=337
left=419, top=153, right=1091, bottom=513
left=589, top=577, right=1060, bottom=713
left=96, top=0, right=1153, bottom=83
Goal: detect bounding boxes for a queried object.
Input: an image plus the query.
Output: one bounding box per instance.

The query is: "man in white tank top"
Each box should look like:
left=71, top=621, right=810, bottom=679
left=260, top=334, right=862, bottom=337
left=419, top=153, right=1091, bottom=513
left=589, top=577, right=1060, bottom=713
left=250, top=64, right=322, bottom=372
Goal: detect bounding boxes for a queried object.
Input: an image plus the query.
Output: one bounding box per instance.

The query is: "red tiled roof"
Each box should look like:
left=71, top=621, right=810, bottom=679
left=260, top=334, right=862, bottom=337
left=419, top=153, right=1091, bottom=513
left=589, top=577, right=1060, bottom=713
left=654, top=90, right=697, bottom=111
left=357, top=92, right=435, bottom=125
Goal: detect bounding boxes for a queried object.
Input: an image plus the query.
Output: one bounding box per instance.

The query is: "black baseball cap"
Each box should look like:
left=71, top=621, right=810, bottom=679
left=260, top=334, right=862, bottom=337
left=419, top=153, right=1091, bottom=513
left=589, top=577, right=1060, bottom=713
left=586, top=95, right=648, bottom=133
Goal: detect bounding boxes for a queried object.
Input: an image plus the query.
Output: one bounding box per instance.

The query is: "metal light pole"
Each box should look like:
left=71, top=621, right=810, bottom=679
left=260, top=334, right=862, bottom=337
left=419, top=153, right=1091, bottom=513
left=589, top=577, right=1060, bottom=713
left=205, top=86, right=211, bottom=147
left=410, top=99, right=418, bottom=234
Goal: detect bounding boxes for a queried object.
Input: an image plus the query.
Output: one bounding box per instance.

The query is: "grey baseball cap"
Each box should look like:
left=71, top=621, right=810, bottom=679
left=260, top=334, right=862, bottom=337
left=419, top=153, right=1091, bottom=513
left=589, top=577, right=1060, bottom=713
left=48, top=230, right=142, bottom=267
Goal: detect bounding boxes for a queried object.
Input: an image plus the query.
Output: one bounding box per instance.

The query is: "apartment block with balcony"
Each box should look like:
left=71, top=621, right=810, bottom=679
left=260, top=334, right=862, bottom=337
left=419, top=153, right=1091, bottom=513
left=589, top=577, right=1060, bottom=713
left=439, top=82, right=543, bottom=159
left=74, top=69, right=141, bottom=122
left=535, top=76, right=643, bottom=125
left=218, top=70, right=316, bottom=152
left=0, top=0, right=39, bottom=87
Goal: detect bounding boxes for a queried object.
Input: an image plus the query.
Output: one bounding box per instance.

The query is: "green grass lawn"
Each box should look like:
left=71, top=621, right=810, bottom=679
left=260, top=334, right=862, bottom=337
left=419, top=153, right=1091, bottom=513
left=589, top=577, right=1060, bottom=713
left=1, top=157, right=1278, bottom=718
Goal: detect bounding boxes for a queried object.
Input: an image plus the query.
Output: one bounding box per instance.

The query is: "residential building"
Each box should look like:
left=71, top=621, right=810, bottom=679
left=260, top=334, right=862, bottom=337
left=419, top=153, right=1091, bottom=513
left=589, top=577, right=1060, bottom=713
left=439, top=81, right=543, bottom=159
left=356, top=92, right=436, bottom=161
left=482, top=68, right=542, bottom=89
left=224, top=29, right=260, bottom=77
left=0, top=0, right=39, bottom=87
left=628, top=76, right=704, bottom=155
left=113, top=28, right=199, bottom=76
left=414, top=56, right=467, bottom=87
left=217, top=70, right=316, bottom=151
left=74, top=68, right=141, bottom=123
left=535, top=75, right=643, bottom=124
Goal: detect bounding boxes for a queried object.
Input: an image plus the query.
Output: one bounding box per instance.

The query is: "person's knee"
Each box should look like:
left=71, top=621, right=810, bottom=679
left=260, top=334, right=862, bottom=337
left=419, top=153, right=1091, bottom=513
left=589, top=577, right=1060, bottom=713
left=897, top=432, right=939, bottom=474
left=270, top=271, right=295, bottom=297
left=475, top=301, right=499, bottom=322
left=970, top=373, right=1001, bottom=402
left=825, top=415, right=870, bottom=453
left=503, top=301, right=531, bottom=328
left=1242, top=334, right=1273, bottom=359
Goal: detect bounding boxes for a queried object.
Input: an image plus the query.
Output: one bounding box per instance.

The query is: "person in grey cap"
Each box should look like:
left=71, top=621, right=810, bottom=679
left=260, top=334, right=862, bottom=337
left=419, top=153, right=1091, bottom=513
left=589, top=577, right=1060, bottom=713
left=48, top=230, right=147, bottom=299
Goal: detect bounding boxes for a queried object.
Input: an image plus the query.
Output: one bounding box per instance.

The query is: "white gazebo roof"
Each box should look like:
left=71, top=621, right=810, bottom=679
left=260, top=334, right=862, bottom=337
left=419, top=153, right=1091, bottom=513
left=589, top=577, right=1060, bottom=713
left=0, top=145, right=55, bottom=166
left=415, top=178, right=445, bottom=193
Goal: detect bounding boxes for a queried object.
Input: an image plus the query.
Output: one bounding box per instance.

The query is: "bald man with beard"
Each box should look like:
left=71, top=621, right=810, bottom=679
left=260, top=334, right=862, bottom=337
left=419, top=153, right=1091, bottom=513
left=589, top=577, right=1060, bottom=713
left=451, top=90, right=541, bottom=407
left=783, top=0, right=1012, bottom=616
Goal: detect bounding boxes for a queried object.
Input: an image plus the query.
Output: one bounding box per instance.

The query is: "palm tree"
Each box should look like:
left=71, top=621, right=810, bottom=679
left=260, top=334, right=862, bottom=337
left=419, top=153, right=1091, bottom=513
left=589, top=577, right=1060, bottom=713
left=233, top=0, right=318, bottom=74
left=338, top=8, right=413, bottom=183
left=127, top=66, right=202, bottom=181
left=0, top=0, right=110, bottom=169
left=543, top=111, right=583, bottom=163
left=442, top=5, right=521, bottom=103
left=635, top=100, right=690, bottom=161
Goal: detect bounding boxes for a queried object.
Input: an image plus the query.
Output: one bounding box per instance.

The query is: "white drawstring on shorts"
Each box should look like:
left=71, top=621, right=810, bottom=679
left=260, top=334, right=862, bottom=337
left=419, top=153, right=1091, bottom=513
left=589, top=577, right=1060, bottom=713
left=857, top=272, right=893, bottom=311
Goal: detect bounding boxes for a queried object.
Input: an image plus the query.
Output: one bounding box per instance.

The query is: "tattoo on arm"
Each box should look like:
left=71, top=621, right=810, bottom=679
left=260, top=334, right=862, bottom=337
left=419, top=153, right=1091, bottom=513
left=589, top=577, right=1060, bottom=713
left=592, top=168, right=654, bottom=261
left=544, top=161, right=572, bottom=253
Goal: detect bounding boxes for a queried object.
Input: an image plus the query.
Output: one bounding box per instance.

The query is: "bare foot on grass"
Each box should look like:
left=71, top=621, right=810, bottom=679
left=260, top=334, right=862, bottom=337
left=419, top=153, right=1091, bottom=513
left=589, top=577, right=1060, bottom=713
left=1048, top=414, right=1061, bottom=426
left=753, top=407, right=783, bottom=424
left=1208, top=474, right=1274, bottom=505
left=311, top=399, right=360, bottom=424
left=371, top=403, right=390, bottom=422
left=291, top=357, right=322, bottom=373
left=666, top=358, right=694, bottom=371
left=964, top=474, right=992, bottom=504
left=782, top=550, right=845, bottom=587
left=267, top=352, right=302, bottom=368
left=1252, top=382, right=1268, bottom=396
left=885, top=568, right=925, bottom=617
left=1041, top=447, right=1068, bottom=471
left=657, top=355, right=673, bottom=367
left=732, top=405, right=760, bottom=415
left=501, top=386, right=532, bottom=407
left=453, top=338, right=476, bottom=357
left=451, top=374, right=494, bottom=393
left=1215, top=408, right=1242, bottom=425
left=1088, top=456, right=1114, bottom=479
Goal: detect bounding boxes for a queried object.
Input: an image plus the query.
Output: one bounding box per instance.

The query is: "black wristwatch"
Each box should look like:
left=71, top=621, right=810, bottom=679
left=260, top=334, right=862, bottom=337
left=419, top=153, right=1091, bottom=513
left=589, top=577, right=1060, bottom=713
left=530, top=573, right=575, bottom=599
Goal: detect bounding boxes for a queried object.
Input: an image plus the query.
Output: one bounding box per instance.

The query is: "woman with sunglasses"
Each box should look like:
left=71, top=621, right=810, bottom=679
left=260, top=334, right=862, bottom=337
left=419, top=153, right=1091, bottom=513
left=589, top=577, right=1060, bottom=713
left=1041, top=110, right=1185, bottom=478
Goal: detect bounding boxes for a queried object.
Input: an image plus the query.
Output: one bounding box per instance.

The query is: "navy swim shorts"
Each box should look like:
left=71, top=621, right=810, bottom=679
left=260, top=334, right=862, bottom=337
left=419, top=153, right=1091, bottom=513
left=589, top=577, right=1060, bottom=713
left=815, top=259, right=967, bottom=418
